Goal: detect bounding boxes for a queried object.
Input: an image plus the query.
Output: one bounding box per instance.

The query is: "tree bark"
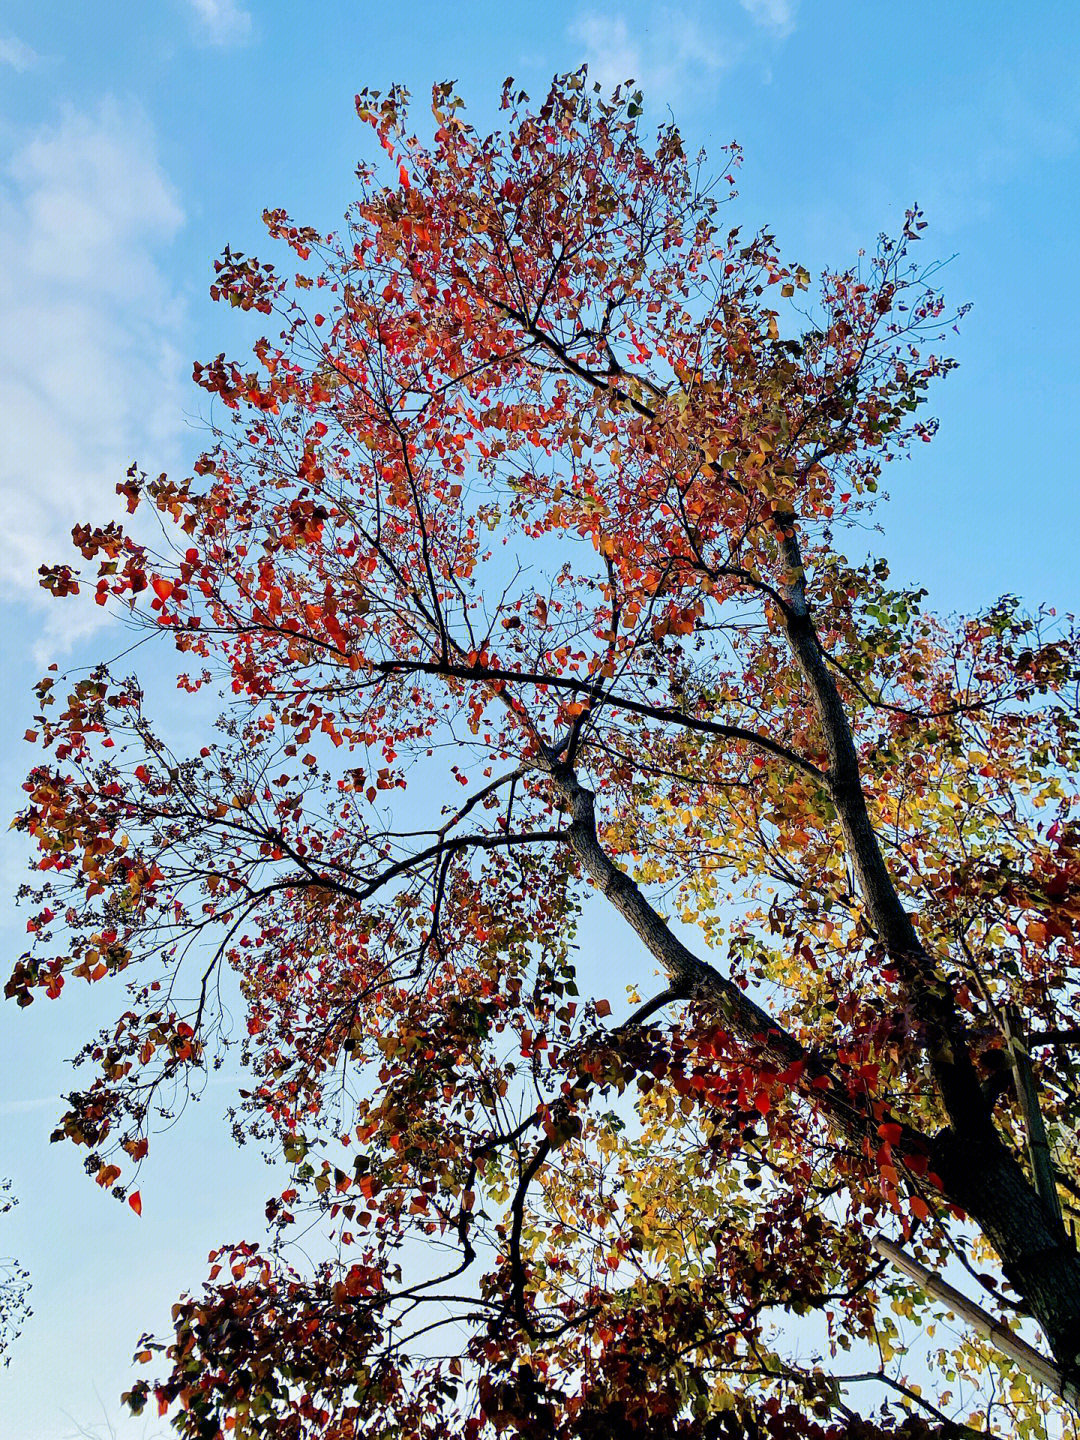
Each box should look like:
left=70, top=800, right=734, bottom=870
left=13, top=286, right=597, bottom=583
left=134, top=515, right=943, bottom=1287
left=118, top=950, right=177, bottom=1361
left=774, top=518, right=1080, bottom=1395
left=871, top=1236, right=1068, bottom=1397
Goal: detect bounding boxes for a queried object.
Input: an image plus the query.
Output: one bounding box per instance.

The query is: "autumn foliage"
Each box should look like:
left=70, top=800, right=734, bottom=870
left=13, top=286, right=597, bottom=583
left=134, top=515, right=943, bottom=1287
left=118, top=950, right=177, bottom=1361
left=13, top=73, right=1080, bottom=1437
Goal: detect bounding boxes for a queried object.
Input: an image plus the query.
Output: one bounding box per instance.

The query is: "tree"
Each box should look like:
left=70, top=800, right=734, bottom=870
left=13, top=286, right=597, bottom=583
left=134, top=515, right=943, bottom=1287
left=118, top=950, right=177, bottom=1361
left=0, top=1180, right=30, bottom=1367
left=11, top=72, right=1080, bottom=1438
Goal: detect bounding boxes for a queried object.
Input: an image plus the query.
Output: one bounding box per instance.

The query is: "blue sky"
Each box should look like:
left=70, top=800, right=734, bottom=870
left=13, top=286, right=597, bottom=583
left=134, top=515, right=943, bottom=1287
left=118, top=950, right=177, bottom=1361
left=1, top=2, right=1078, bottom=1435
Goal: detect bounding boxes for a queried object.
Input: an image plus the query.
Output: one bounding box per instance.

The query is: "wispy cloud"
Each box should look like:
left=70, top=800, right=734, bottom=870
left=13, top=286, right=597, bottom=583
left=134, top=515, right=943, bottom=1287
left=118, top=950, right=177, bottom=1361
left=905, top=69, right=1077, bottom=232
left=0, top=100, right=187, bottom=648
left=0, top=1095, right=62, bottom=1116
left=0, top=33, right=39, bottom=71
left=188, top=0, right=253, bottom=48
left=739, top=0, right=798, bottom=39
left=568, top=8, right=729, bottom=100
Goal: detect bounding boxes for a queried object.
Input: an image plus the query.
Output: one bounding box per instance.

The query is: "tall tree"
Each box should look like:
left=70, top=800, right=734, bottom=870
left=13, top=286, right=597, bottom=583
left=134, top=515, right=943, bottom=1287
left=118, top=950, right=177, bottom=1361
left=12, top=73, right=1080, bottom=1438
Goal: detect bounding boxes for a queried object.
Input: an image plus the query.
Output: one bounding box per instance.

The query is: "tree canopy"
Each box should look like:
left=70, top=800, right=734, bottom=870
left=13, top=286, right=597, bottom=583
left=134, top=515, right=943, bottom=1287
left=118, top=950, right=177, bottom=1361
left=12, top=72, right=1080, bottom=1439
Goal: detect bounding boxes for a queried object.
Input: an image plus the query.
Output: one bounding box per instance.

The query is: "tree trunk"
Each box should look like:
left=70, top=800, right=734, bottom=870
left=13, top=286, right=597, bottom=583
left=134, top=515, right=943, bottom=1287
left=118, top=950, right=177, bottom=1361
left=776, top=520, right=1080, bottom=1395
left=932, top=1127, right=1080, bottom=1398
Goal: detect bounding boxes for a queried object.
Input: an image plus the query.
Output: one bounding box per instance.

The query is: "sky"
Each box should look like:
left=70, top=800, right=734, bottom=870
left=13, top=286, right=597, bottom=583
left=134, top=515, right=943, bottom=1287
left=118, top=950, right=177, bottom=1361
left=0, top=2, right=1078, bottom=1436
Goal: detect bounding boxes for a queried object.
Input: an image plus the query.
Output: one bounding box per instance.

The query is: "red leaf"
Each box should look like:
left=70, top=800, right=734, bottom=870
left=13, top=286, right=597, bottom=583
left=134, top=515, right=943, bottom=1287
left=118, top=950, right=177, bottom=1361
left=129, top=1190, right=143, bottom=1216
left=152, top=577, right=174, bottom=602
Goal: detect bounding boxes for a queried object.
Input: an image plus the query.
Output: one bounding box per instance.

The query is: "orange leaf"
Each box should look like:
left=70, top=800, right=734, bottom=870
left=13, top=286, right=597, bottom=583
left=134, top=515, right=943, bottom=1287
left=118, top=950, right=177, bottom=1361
left=129, top=1190, right=143, bottom=1216
left=152, top=577, right=174, bottom=602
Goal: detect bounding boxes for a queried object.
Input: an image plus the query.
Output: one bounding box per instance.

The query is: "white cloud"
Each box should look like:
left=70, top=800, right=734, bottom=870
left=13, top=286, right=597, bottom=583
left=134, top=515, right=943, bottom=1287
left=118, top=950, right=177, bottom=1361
left=903, top=70, right=1076, bottom=233
left=570, top=14, right=641, bottom=94
left=0, top=34, right=38, bottom=71
left=739, top=0, right=798, bottom=39
left=0, top=100, right=187, bottom=645
left=569, top=9, right=729, bottom=100
left=188, top=0, right=253, bottom=47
